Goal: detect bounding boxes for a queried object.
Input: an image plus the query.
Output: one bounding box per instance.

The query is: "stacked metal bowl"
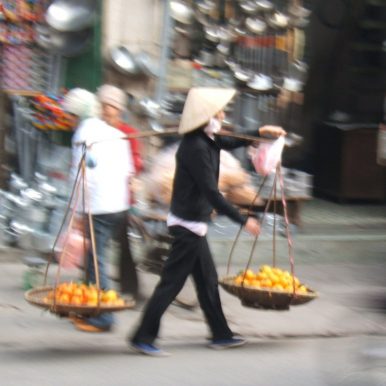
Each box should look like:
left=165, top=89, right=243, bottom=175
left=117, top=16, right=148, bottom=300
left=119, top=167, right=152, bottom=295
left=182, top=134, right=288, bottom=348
left=35, top=0, right=96, bottom=57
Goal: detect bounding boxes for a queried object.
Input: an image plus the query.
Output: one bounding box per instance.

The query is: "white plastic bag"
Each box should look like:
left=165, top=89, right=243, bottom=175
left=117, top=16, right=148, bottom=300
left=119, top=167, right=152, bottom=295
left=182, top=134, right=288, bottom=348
left=251, top=136, right=285, bottom=176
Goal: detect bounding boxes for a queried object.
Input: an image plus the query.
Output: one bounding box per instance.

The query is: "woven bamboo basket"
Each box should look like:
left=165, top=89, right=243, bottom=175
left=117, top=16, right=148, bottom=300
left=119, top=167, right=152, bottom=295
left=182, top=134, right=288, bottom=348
left=24, top=153, right=137, bottom=317
left=25, top=286, right=135, bottom=316
left=219, top=276, right=317, bottom=310
left=222, top=164, right=318, bottom=311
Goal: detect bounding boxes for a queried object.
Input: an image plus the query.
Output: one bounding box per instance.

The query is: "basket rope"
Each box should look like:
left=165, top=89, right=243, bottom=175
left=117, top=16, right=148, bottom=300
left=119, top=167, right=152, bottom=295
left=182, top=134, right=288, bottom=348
left=37, top=130, right=287, bottom=314
left=277, top=164, right=296, bottom=295
left=240, top=171, right=278, bottom=287
left=43, top=150, right=86, bottom=287
left=41, top=144, right=103, bottom=313
left=226, top=174, right=268, bottom=276
left=225, top=162, right=297, bottom=295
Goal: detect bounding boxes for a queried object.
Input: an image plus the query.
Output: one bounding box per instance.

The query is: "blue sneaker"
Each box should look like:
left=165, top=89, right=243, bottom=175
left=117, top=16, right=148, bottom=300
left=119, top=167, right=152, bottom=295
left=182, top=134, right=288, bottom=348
left=209, top=337, right=247, bottom=350
left=130, top=342, right=170, bottom=357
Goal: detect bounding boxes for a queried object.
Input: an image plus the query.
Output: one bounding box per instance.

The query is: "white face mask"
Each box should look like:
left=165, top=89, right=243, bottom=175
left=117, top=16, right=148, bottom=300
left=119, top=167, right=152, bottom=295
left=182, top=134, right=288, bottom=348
left=204, top=118, right=222, bottom=137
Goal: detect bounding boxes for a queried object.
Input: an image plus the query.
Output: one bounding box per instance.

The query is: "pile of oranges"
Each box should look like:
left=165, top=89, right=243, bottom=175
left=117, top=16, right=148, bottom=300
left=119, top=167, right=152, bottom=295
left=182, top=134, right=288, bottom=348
left=43, top=282, right=125, bottom=307
left=233, top=265, right=309, bottom=294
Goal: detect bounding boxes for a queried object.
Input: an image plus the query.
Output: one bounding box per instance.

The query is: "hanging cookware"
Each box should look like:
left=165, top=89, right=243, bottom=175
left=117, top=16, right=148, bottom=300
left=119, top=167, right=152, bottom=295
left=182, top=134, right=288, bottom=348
left=255, top=0, right=274, bottom=13
left=196, top=0, right=216, bottom=16
left=36, top=24, right=92, bottom=57
left=135, top=51, right=160, bottom=77
left=266, top=12, right=289, bottom=30
left=239, top=1, right=258, bottom=15
left=288, top=3, right=311, bottom=19
left=245, top=17, right=267, bottom=34
left=109, top=45, right=141, bottom=75
left=45, top=0, right=96, bottom=32
left=247, top=73, right=273, bottom=91
left=170, top=0, right=194, bottom=25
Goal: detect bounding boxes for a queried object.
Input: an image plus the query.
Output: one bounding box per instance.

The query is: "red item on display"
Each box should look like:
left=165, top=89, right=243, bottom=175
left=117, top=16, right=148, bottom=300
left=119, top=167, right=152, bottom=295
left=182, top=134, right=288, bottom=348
left=117, top=122, right=143, bottom=174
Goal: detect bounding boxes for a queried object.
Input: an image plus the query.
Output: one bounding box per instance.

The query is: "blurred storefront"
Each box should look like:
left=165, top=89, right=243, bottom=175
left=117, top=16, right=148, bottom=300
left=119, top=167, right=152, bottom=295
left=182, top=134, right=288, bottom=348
left=0, top=0, right=385, bottom=253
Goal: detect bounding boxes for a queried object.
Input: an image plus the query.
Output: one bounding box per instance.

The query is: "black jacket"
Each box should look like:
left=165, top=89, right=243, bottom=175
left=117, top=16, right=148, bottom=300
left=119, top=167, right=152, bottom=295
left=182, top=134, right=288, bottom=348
left=170, top=129, right=258, bottom=225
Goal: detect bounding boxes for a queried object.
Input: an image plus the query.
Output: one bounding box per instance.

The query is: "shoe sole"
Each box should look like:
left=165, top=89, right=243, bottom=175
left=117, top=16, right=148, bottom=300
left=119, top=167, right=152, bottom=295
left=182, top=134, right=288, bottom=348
left=208, top=340, right=247, bottom=350
left=73, top=320, right=111, bottom=333
left=69, top=315, right=85, bottom=324
left=130, top=344, right=170, bottom=357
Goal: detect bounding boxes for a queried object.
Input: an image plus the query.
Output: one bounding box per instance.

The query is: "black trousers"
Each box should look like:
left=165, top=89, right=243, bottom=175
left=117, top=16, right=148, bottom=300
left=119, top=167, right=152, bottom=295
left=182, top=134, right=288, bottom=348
left=131, top=225, right=233, bottom=344
left=114, top=213, right=138, bottom=299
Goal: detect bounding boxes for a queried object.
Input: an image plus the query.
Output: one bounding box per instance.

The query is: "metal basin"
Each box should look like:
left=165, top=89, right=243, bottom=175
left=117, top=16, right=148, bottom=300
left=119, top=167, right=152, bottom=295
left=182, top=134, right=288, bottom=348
left=135, top=51, right=160, bottom=77
left=247, top=74, right=273, bottom=91
left=36, top=24, right=92, bottom=57
left=109, top=45, right=141, bottom=75
left=170, top=0, right=194, bottom=24
left=45, top=0, right=96, bottom=32
left=245, top=17, right=267, bottom=34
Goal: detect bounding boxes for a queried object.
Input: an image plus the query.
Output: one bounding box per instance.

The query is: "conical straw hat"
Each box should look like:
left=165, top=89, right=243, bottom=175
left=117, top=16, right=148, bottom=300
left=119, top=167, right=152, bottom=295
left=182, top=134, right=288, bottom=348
left=178, top=87, right=236, bottom=134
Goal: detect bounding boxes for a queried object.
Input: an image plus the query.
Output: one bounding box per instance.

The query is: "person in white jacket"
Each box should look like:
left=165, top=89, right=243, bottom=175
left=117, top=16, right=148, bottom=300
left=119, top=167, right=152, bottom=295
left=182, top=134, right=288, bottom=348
left=63, top=88, right=134, bottom=332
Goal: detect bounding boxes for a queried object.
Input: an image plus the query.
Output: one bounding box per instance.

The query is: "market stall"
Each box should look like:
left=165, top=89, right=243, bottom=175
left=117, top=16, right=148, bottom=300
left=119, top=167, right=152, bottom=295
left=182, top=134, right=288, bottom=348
left=0, top=0, right=99, bottom=253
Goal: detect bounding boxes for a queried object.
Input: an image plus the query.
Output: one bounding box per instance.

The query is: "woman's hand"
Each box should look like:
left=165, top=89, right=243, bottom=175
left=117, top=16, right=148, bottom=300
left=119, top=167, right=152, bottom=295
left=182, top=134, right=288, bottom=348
left=259, top=125, right=287, bottom=138
left=244, top=217, right=261, bottom=236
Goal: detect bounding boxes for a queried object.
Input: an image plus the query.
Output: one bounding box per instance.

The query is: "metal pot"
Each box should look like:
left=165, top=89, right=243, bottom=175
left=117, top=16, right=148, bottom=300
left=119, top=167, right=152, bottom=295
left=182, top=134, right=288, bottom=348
left=196, top=49, right=216, bottom=67
left=217, top=25, right=238, bottom=44
left=170, top=0, right=194, bottom=25
left=266, top=12, right=289, bottom=30
left=217, top=42, right=230, bottom=56
left=135, top=51, right=160, bottom=77
left=245, top=17, right=267, bottom=34
left=239, top=1, right=258, bottom=15
left=233, top=65, right=253, bottom=83
left=10, top=221, right=34, bottom=250
left=288, top=4, right=311, bottom=19
left=36, top=24, right=92, bottom=57
left=131, top=98, right=161, bottom=118
left=172, top=31, right=192, bottom=58
left=247, top=74, right=273, bottom=91
left=255, top=0, right=274, bottom=13
left=289, top=15, right=310, bottom=29
left=109, top=45, right=141, bottom=75
left=149, top=120, right=165, bottom=133
left=196, top=0, right=216, bottom=15
left=45, top=0, right=96, bottom=32
left=204, top=25, right=220, bottom=43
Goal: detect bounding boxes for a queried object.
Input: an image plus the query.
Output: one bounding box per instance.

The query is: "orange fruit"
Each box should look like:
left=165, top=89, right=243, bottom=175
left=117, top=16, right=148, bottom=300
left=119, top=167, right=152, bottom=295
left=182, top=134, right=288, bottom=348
left=72, top=288, right=83, bottom=298
left=256, top=272, right=268, bottom=281
left=260, top=279, right=273, bottom=288
left=58, top=283, right=72, bottom=296
left=71, top=295, right=82, bottom=305
left=260, top=265, right=272, bottom=274
left=58, top=293, right=70, bottom=304
left=280, top=277, right=291, bottom=287
left=272, top=267, right=283, bottom=275
left=297, top=285, right=308, bottom=293
left=269, top=274, right=280, bottom=285
left=250, top=279, right=261, bottom=288
left=102, top=290, right=118, bottom=303
left=244, top=269, right=255, bottom=280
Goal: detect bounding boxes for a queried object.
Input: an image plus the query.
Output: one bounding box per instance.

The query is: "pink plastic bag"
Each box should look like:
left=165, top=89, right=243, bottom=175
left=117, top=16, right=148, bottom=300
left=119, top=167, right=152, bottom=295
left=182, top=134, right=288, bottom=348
left=252, top=136, right=285, bottom=176
left=55, top=229, right=88, bottom=269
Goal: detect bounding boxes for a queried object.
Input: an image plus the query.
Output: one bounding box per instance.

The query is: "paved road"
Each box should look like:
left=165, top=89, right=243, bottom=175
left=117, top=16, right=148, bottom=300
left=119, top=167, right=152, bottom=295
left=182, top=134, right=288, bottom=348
left=1, top=260, right=386, bottom=385
left=2, top=332, right=386, bottom=386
